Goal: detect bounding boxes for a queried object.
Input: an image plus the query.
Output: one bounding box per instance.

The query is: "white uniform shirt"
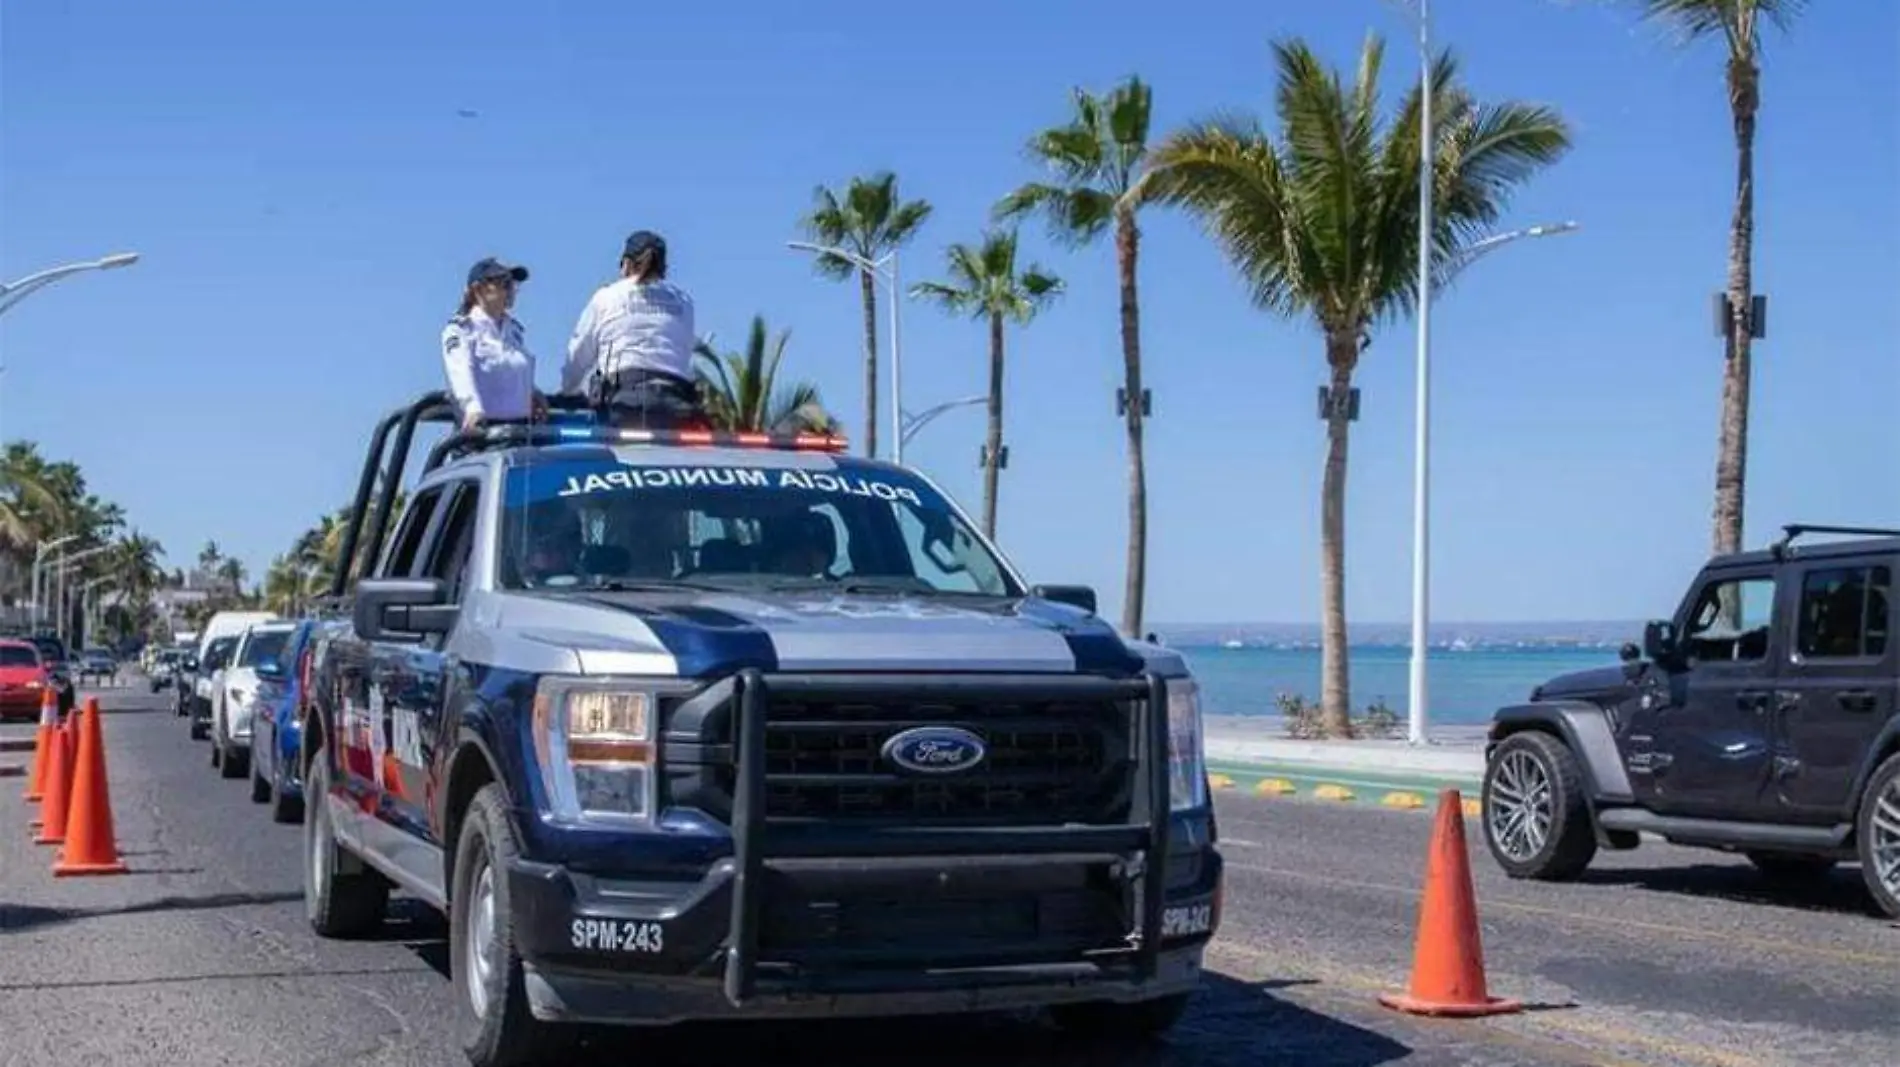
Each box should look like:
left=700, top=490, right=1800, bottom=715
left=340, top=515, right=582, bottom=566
left=561, top=277, right=696, bottom=396
left=441, top=306, right=535, bottom=421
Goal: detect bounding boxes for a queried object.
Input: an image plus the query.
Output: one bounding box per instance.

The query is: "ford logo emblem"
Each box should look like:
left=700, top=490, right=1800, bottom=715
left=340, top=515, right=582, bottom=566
left=881, top=726, right=987, bottom=775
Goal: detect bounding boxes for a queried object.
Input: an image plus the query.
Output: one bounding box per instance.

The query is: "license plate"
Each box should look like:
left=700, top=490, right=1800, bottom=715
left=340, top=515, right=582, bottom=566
left=1161, top=903, right=1213, bottom=938
left=569, top=918, right=664, bottom=954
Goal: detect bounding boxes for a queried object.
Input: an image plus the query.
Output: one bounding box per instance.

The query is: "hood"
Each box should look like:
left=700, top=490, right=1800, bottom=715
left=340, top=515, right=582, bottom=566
left=1533, top=663, right=1638, bottom=703
left=0, top=666, right=44, bottom=684
left=497, top=588, right=1145, bottom=676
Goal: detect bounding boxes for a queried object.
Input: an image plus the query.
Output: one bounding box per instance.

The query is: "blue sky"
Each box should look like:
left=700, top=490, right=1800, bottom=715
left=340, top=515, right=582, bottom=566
left=1, top=0, right=1894, bottom=626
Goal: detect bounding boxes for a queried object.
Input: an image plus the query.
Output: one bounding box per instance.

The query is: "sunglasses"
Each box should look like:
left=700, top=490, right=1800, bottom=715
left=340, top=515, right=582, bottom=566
left=483, top=276, right=518, bottom=290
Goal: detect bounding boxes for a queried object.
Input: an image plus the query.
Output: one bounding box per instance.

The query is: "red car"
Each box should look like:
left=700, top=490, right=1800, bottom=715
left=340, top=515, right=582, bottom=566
left=0, top=639, right=52, bottom=722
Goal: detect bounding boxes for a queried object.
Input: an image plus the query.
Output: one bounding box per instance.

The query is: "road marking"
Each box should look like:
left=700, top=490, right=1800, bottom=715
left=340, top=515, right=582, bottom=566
left=1313, top=783, right=1356, bottom=802
left=1380, top=791, right=1426, bottom=810
left=1208, top=773, right=1237, bottom=790
left=1254, top=778, right=1297, bottom=796
left=1225, top=859, right=1900, bottom=969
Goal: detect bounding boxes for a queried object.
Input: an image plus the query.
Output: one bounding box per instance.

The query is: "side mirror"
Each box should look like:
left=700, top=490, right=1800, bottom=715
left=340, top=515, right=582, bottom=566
left=355, top=577, right=458, bottom=641
left=1642, top=619, right=1680, bottom=666
left=1618, top=642, right=1641, bottom=663
left=1032, top=584, right=1097, bottom=615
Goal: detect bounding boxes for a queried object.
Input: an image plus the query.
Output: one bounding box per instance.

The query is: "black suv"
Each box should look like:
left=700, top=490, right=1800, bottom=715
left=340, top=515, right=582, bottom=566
left=1481, top=524, right=1899, bottom=916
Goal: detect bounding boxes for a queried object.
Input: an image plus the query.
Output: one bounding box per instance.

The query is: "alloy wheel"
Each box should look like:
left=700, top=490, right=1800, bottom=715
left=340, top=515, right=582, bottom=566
left=1488, top=748, right=1554, bottom=862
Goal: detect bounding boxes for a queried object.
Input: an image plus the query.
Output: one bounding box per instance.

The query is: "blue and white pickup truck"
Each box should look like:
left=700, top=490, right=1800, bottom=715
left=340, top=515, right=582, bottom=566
left=299, top=392, right=1223, bottom=1067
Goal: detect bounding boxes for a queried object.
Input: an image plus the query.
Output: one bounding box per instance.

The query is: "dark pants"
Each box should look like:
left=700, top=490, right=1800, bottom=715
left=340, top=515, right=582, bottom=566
left=599, top=371, right=707, bottom=430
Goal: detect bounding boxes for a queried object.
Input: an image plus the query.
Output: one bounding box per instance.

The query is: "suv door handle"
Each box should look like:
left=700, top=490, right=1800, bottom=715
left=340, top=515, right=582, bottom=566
left=1736, top=691, right=1769, bottom=713
left=1835, top=690, right=1878, bottom=712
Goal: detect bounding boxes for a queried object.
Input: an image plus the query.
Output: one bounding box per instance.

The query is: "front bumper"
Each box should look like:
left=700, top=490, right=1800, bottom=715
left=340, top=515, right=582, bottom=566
left=505, top=668, right=1220, bottom=1027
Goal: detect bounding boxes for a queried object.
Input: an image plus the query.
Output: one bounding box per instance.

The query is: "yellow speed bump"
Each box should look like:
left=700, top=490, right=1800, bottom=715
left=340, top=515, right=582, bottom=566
left=1379, top=791, right=1426, bottom=810
left=1253, top=778, right=1297, bottom=796
left=1462, top=797, right=1483, bottom=818
left=1312, top=783, right=1355, bottom=802
left=1208, top=773, right=1237, bottom=790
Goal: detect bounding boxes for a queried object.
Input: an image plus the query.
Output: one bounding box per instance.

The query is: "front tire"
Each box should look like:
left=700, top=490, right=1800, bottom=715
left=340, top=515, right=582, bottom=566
left=269, top=744, right=303, bottom=825
left=450, top=783, right=572, bottom=1067
left=1482, top=731, right=1597, bottom=881
left=1855, top=752, right=1900, bottom=918
left=249, top=750, right=272, bottom=802
left=303, top=744, right=390, bottom=938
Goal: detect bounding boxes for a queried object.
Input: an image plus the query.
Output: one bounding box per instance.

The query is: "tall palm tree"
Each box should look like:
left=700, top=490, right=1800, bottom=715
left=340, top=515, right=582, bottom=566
left=911, top=230, right=1063, bottom=539
left=1626, top=0, right=1805, bottom=556
left=1137, top=35, right=1570, bottom=737
left=217, top=556, right=247, bottom=594
left=797, top=172, right=933, bottom=459
left=996, top=75, right=1156, bottom=637
left=693, top=316, right=838, bottom=434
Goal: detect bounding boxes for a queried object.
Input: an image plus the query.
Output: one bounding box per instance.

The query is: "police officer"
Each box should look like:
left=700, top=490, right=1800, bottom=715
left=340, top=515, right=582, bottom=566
left=560, top=230, right=705, bottom=428
left=443, top=257, right=544, bottom=432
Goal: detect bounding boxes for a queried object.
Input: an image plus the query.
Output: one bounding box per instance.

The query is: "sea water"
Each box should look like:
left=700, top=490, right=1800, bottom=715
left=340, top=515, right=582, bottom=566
left=1176, top=644, right=1621, bottom=726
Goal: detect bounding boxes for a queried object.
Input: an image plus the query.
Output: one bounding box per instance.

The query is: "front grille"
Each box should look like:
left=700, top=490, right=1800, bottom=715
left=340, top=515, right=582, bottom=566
left=701, top=697, right=1132, bottom=825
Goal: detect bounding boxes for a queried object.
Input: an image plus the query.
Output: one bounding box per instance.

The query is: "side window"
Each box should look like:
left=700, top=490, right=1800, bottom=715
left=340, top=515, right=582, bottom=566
left=1795, top=565, right=1891, bottom=660
left=1682, top=575, right=1776, bottom=664
left=382, top=487, right=444, bottom=578
left=422, top=482, right=482, bottom=601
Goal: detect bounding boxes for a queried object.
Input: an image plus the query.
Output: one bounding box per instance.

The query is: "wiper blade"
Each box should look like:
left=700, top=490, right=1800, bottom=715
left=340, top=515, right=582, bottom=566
left=569, top=578, right=728, bottom=593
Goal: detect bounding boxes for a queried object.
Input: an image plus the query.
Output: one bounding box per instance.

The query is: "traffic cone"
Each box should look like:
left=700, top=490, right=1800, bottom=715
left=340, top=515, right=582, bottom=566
left=22, top=687, right=59, bottom=803
left=32, top=725, right=73, bottom=846
left=1378, top=789, right=1521, bottom=1017
left=52, top=698, right=127, bottom=877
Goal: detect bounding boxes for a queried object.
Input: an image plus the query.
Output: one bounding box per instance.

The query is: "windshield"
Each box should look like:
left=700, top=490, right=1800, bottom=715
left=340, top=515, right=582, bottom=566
left=496, top=453, right=1020, bottom=597
left=0, top=646, right=40, bottom=668
left=240, top=630, right=291, bottom=668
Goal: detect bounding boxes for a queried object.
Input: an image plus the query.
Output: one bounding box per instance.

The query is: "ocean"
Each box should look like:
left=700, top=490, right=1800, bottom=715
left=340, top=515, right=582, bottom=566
left=1173, top=644, right=1622, bottom=726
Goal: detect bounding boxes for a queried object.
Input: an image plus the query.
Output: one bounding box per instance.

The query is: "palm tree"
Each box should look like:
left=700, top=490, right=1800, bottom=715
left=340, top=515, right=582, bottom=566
left=797, top=172, right=933, bottom=458
left=1137, top=35, right=1570, bottom=737
left=217, top=556, right=247, bottom=594
left=996, top=75, right=1156, bottom=637
left=910, top=230, right=1064, bottom=539
left=1625, top=0, right=1804, bottom=556
left=693, top=316, right=838, bottom=434
left=198, top=540, right=223, bottom=574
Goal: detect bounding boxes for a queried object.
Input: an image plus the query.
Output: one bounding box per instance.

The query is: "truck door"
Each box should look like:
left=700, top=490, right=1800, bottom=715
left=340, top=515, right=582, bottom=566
left=1648, top=564, right=1782, bottom=819
left=396, top=477, right=482, bottom=848
left=1771, top=556, right=1895, bottom=823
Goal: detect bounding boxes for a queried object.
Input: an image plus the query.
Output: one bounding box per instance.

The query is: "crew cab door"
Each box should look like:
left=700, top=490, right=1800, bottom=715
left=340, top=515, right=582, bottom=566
left=1646, top=564, right=1782, bottom=819
left=394, top=477, right=482, bottom=845
left=1771, top=556, right=1895, bottom=822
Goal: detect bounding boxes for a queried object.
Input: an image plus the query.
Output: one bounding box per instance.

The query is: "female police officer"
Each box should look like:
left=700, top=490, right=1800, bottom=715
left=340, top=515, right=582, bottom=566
left=443, top=257, right=545, bottom=431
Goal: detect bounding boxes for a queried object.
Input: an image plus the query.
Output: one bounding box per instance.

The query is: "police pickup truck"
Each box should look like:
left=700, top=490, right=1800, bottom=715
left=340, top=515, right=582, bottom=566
left=300, top=392, right=1222, bottom=1067
left=1480, top=524, right=1900, bottom=917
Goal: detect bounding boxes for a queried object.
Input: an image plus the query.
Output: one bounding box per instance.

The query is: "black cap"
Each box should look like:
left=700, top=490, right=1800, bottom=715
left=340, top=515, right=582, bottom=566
left=467, top=257, right=529, bottom=286
left=622, top=230, right=666, bottom=260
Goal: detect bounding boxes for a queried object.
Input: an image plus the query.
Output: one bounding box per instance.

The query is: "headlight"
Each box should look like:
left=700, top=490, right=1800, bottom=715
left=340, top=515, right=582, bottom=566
left=1165, top=678, right=1208, bottom=811
left=532, top=678, right=662, bottom=826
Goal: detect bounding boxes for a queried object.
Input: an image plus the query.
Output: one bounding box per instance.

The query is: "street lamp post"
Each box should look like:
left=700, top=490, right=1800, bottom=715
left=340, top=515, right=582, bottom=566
left=50, top=544, right=111, bottom=647
left=901, top=395, right=987, bottom=448
left=0, top=253, right=140, bottom=318
left=1404, top=221, right=1579, bottom=745
left=79, top=576, right=114, bottom=650
left=786, top=241, right=904, bottom=464
left=31, top=534, right=80, bottom=628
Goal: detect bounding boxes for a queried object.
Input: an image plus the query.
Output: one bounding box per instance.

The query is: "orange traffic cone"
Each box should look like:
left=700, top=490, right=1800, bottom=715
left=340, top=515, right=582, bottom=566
left=1378, top=789, right=1521, bottom=1017
left=22, top=687, right=59, bottom=803
left=33, top=725, right=73, bottom=846
left=52, top=698, right=126, bottom=877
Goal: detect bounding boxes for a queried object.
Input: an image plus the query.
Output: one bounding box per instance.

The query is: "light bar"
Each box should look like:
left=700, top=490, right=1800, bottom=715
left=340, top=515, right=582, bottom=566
left=538, top=426, right=849, bottom=453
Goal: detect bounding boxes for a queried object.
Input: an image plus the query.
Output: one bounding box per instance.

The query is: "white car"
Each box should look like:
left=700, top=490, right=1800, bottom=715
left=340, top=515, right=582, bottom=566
left=210, top=621, right=295, bottom=780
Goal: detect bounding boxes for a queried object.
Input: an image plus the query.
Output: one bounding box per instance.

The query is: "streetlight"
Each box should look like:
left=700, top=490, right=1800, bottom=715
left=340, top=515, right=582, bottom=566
left=79, top=575, right=114, bottom=650
left=0, top=253, right=140, bottom=317
left=1404, top=219, right=1579, bottom=745
left=785, top=240, right=905, bottom=464
left=50, top=544, right=111, bottom=646
left=901, top=395, right=986, bottom=447
left=31, top=534, right=80, bottom=628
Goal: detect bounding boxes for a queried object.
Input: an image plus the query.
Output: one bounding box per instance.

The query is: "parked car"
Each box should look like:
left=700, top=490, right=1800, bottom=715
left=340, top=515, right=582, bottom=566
left=77, top=647, right=117, bottom=683
left=0, top=638, right=53, bottom=722
left=248, top=617, right=343, bottom=822
left=25, top=634, right=73, bottom=715
left=187, top=635, right=239, bottom=739
left=209, top=621, right=296, bottom=779
left=1481, top=522, right=1899, bottom=917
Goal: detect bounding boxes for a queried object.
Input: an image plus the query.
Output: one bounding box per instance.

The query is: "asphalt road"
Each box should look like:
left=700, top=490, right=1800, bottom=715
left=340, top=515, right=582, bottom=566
left=2, top=688, right=1895, bottom=1067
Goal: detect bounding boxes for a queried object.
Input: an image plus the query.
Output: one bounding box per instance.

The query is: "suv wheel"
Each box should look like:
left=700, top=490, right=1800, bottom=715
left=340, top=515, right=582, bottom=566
left=303, top=745, right=390, bottom=937
left=1855, top=752, right=1900, bottom=918
left=1482, top=731, right=1597, bottom=881
left=1048, top=992, right=1192, bottom=1039
left=249, top=750, right=272, bottom=803
left=451, top=783, right=573, bottom=1067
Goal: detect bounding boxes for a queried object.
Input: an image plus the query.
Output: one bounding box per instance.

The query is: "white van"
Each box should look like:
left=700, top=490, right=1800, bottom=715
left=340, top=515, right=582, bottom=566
left=191, top=611, right=277, bottom=737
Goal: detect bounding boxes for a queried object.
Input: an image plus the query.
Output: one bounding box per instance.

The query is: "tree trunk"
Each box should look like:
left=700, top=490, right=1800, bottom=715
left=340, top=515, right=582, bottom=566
left=1711, top=54, right=1758, bottom=558
left=1116, top=209, right=1148, bottom=639
left=1318, top=339, right=1357, bottom=739
left=982, top=311, right=1005, bottom=540
left=859, top=267, right=880, bottom=460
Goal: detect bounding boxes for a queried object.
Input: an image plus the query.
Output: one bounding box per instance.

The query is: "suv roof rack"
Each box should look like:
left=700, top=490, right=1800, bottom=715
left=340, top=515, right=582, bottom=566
left=1768, top=523, right=1900, bottom=559
left=328, top=390, right=852, bottom=598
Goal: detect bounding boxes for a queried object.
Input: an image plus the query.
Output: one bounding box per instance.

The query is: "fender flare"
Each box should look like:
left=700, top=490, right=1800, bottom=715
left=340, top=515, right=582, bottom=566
left=1488, top=701, right=1634, bottom=804
left=1845, top=714, right=1900, bottom=817
left=438, top=726, right=508, bottom=887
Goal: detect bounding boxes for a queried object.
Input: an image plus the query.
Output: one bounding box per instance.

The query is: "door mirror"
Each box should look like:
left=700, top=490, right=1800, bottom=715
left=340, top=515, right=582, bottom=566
left=355, top=576, right=458, bottom=641
left=1642, top=619, right=1681, bottom=666
left=1032, top=584, right=1097, bottom=615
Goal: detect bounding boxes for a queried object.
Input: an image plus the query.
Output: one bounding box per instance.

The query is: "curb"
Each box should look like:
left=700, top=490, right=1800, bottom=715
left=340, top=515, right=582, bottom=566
left=0, top=738, right=35, bottom=754
left=1209, top=765, right=1484, bottom=818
